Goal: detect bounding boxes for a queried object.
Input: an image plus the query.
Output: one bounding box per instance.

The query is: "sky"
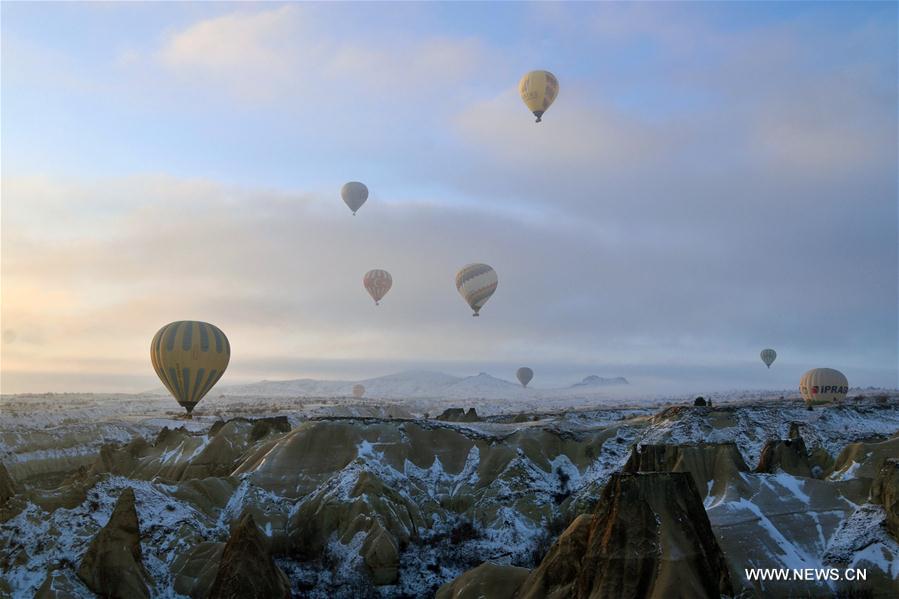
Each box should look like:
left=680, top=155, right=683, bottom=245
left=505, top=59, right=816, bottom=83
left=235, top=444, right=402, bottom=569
left=1, top=1, right=897, bottom=394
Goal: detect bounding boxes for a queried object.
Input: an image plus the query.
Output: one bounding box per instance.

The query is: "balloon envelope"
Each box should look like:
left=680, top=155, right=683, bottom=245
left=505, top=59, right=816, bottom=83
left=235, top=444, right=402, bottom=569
left=363, top=269, right=393, bottom=305
left=519, top=70, right=559, bottom=123
left=760, top=349, right=777, bottom=368
left=352, top=384, right=365, bottom=398
left=151, top=321, right=230, bottom=414
left=341, top=181, right=368, bottom=214
left=456, top=263, right=498, bottom=316
left=517, top=367, right=534, bottom=388
left=799, top=368, right=848, bottom=406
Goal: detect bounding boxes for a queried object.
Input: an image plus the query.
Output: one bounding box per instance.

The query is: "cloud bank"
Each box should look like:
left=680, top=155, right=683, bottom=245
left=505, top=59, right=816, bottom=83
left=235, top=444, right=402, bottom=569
left=1, top=3, right=896, bottom=393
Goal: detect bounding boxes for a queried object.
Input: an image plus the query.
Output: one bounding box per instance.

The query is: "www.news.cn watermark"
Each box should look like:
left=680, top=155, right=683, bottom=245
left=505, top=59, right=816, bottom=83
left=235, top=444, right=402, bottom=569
left=745, top=568, right=867, bottom=582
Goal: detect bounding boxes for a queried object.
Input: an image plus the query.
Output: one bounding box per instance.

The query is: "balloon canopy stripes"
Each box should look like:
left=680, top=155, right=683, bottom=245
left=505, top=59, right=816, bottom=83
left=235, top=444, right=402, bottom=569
left=150, top=321, right=230, bottom=415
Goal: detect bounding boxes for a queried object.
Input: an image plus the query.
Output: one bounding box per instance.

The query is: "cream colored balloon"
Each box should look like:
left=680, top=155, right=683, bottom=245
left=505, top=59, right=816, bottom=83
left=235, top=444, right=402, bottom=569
left=519, top=70, right=559, bottom=123
left=455, top=263, right=498, bottom=316
left=352, top=384, right=365, bottom=398
left=799, top=368, right=848, bottom=406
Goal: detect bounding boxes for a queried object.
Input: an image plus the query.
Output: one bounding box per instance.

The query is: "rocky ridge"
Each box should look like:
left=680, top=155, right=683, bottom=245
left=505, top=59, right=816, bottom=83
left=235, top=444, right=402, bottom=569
left=1, top=397, right=897, bottom=597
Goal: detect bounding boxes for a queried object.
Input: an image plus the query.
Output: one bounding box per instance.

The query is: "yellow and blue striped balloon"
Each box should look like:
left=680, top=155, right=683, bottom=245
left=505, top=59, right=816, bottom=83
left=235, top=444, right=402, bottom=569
left=150, top=321, right=230, bottom=415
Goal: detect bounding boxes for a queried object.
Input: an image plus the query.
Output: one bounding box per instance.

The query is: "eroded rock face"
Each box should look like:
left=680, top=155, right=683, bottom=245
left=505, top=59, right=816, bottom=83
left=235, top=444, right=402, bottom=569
left=250, top=416, right=291, bottom=441
left=518, top=514, right=592, bottom=599
left=831, top=436, right=899, bottom=482
left=208, top=512, right=290, bottom=599
left=0, top=463, right=17, bottom=504
left=437, top=408, right=482, bottom=422
left=521, top=472, right=732, bottom=599
left=288, top=468, right=424, bottom=586
left=622, top=443, right=749, bottom=499
left=436, top=561, right=530, bottom=599
left=8, top=401, right=899, bottom=598
left=90, top=418, right=290, bottom=483
left=756, top=437, right=812, bottom=477
left=362, top=522, right=400, bottom=585
left=871, top=458, right=899, bottom=539
left=34, top=567, right=87, bottom=598
left=171, top=541, right=224, bottom=598
left=77, top=487, right=151, bottom=599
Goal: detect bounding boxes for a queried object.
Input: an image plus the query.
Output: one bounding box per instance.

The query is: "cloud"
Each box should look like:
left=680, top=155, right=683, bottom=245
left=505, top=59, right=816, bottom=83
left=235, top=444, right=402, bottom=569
left=1, top=3, right=896, bottom=392
left=156, top=5, right=490, bottom=106
left=2, top=170, right=895, bottom=393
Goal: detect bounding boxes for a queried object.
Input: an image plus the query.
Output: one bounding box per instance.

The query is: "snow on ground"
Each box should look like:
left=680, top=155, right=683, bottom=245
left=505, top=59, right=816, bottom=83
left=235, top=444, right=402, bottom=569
left=0, top=475, right=218, bottom=597
left=636, top=398, right=899, bottom=468
left=2, top=387, right=897, bottom=597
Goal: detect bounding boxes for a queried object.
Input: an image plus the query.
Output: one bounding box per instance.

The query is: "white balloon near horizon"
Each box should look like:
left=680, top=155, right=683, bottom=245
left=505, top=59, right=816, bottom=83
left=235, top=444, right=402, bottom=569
left=341, top=181, right=368, bottom=215
left=760, top=348, right=777, bottom=368
left=799, top=368, right=848, bottom=407
left=516, top=367, right=534, bottom=388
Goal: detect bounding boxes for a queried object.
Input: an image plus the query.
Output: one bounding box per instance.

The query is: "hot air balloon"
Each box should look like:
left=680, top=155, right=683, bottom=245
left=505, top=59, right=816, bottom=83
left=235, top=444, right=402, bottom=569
left=519, top=70, right=559, bottom=123
left=352, top=384, right=365, bottom=399
left=151, top=321, right=230, bottom=417
left=799, top=368, right=848, bottom=407
left=517, top=367, right=534, bottom=388
left=760, top=349, right=777, bottom=368
left=363, top=269, right=393, bottom=305
left=341, top=181, right=368, bottom=215
left=456, top=263, right=497, bottom=317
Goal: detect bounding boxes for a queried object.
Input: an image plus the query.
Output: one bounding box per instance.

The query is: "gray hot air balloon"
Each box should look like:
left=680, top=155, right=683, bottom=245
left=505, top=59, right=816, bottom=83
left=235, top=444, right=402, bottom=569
left=516, top=367, right=534, bottom=388
left=455, top=263, right=498, bottom=317
left=760, top=348, right=777, bottom=368
left=341, top=181, right=368, bottom=215
left=799, top=368, right=848, bottom=407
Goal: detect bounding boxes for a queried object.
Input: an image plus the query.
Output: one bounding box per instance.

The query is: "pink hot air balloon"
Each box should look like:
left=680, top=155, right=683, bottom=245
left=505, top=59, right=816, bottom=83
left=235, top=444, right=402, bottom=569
left=363, top=269, right=393, bottom=305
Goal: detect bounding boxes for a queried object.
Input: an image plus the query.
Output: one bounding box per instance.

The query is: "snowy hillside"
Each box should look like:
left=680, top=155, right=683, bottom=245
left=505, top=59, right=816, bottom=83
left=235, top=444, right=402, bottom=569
left=2, top=395, right=897, bottom=598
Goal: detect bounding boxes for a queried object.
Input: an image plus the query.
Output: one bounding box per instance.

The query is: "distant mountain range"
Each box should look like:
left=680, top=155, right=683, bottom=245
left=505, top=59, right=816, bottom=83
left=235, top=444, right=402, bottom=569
left=570, top=375, right=630, bottom=388
left=217, top=370, right=628, bottom=400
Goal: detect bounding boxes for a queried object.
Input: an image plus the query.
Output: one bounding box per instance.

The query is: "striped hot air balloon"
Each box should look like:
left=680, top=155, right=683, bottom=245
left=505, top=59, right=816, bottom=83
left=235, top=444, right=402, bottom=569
left=151, top=321, right=230, bottom=416
left=363, top=269, right=393, bottom=305
left=519, top=70, right=559, bottom=123
left=760, top=348, right=777, bottom=368
left=456, top=263, right=497, bottom=317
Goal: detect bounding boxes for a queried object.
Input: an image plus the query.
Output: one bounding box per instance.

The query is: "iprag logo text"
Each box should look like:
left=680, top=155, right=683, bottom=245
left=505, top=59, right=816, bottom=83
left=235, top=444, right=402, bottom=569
left=745, top=568, right=867, bottom=582
left=810, top=385, right=848, bottom=395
